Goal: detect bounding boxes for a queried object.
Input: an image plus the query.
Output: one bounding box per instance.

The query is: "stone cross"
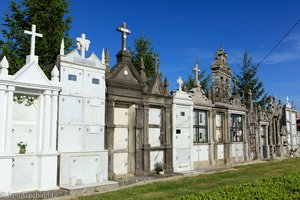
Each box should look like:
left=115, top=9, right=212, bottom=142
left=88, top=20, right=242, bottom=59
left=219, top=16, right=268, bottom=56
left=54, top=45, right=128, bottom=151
left=177, top=76, right=183, bottom=91
left=76, top=33, right=90, bottom=58
left=193, top=63, right=200, bottom=86
left=117, top=22, right=131, bottom=51
left=153, top=53, right=160, bottom=73
left=24, top=24, right=43, bottom=61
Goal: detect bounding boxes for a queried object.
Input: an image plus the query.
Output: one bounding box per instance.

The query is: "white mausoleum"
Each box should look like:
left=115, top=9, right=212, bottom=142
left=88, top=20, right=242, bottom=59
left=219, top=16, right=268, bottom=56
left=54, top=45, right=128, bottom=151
left=0, top=24, right=61, bottom=193
left=57, top=33, right=111, bottom=189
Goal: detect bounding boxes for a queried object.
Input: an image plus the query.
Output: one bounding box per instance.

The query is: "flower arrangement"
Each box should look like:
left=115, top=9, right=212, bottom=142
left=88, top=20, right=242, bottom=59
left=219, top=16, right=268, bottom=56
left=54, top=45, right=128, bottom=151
left=17, top=142, right=27, bottom=154
left=13, top=95, right=35, bottom=106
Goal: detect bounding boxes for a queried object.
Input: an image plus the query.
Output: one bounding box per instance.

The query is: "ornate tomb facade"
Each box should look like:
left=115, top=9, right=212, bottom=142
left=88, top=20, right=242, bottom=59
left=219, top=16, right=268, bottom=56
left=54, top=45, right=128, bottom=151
left=57, top=34, right=112, bottom=189
left=210, top=47, right=248, bottom=165
left=0, top=24, right=61, bottom=193
left=105, top=23, right=173, bottom=179
left=172, top=77, right=194, bottom=172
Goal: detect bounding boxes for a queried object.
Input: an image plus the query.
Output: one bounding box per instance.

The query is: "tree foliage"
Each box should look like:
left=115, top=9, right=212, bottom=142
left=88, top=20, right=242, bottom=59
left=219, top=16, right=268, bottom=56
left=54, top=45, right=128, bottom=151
left=183, top=67, right=212, bottom=94
left=129, top=35, right=159, bottom=80
left=236, top=51, right=267, bottom=105
left=0, top=0, right=73, bottom=77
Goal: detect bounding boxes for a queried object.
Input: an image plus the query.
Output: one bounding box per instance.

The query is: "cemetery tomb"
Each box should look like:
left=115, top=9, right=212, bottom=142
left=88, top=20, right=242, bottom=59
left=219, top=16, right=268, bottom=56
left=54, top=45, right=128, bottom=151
left=57, top=33, right=110, bottom=189
left=172, top=76, right=194, bottom=172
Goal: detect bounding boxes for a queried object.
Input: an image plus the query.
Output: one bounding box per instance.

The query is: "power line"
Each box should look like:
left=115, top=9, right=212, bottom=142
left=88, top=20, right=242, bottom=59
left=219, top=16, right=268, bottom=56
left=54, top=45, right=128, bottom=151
left=256, top=19, right=300, bottom=67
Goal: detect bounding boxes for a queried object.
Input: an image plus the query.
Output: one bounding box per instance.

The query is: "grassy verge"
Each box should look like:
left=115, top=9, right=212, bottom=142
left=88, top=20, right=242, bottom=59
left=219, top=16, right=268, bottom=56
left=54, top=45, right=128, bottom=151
left=77, top=158, right=300, bottom=200
left=179, top=172, right=300, bottom=199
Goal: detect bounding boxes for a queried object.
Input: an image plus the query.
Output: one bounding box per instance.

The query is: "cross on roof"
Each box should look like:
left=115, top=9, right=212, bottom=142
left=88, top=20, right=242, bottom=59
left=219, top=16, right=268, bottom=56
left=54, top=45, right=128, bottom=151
left=76, top=33, right=90, bottom=58
left=193, top=63, right=200, bottom=86
left=153, top=53, right=160, bottom=73
left=117, top=22, right=131, bottom=51
left=24, top=24, right=43, bottom=61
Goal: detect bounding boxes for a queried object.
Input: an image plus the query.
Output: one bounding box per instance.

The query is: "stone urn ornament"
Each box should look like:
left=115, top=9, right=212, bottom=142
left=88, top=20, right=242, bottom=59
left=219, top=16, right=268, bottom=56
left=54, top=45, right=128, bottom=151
left=17, top=142, right=27, bottom=154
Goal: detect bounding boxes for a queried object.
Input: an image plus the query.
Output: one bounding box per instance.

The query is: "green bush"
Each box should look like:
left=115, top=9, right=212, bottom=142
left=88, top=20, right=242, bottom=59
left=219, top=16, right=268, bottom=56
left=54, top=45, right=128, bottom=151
left=178, top=172, right=300, bottom=200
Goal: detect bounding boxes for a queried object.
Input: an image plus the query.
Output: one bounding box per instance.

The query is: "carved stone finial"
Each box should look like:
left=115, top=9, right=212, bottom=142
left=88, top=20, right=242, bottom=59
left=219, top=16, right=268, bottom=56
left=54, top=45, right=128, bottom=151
left=60, top=38, right=65, bottom=55
left=140, top=57, right=147, bottom=82
left=51, top=65, right=59, bottom=82
left=177, top=76, right=183, bottom=91
left=164, top=77, right=169, bottom=96
left=0, top=56, right=9, bottom=76
left=104, top=48, right=110, bottom=75
left=76, top=33, right=90, bottom=58
left=286, top=96, right=290, bottom=107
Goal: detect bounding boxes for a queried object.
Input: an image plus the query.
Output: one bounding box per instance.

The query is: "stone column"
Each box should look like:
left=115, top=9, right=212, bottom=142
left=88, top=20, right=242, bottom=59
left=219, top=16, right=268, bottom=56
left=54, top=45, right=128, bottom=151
left=212, top=111, right=218, bottom=164
left=0, top=85, right=7, bottom=153
left=143, top=104, right=150, bottom=173
left=243, top=115, right=249, bottom=161
left=224, top=113, right=230, bottom=166
left=38, top=94, right=44, bottom=151
left=0, top=85, right=13, bottom=194
left=50, top=91, right=59, bottom=152
left=42, top=90, right=51, bottom=152
left=4, top=86, right=14, bottom=153
left=208, top=110, right=215, bottom=166
left=106, top=100, right=115, bottom=180
left=165, top=106, right=173, bottom=172
left=269, top=120, right=273, bottom=159
left=266, top=125, right=270, bottom=159
left=128, top=104, right=136, bottom=174
left=135, top=103, right=143, bottom=175
left=275, top=119, right=281, bottom=156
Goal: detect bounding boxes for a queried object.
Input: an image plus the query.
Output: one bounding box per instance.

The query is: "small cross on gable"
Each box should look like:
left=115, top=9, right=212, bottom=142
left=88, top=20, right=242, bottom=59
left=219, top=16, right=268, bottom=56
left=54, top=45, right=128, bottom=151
left=76, top=33, right=90, bottom=58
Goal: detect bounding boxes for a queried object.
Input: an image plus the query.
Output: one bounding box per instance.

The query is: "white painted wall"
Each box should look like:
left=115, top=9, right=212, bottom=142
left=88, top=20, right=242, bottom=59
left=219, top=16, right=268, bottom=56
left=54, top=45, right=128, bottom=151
left=172, top=89, right=194, bottom=172
left=58, top=48, right=108, bottom=188
left=0, top=56, right=61, bottom=194
left=113, top=153, right=128, bottom=175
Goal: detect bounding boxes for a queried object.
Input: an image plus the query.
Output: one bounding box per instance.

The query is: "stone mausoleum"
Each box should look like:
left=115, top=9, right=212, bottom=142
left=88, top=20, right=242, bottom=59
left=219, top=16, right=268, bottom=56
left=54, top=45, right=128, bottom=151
left=0, top=22, right=299, bottom=197
left=105, top=23, right=172, bottom=179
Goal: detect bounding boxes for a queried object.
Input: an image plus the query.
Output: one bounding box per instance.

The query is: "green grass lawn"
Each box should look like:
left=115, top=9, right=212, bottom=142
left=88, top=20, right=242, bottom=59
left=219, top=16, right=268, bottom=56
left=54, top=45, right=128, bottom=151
left=77, top=158, right=300, bottom=200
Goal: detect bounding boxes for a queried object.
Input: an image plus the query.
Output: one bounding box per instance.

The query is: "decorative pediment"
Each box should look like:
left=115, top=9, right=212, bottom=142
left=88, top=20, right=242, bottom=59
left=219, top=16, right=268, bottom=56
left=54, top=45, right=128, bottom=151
left=107, top=60, right=144, bottom=84
left=13, top=61, right=51, bottom=86
left=148, top=73, right=166, bottom=95
left=60, top=49, right=102, bottom=68
left=229, top=95, right=244, bottom=108
left=191, top=86, right=210, bottom=105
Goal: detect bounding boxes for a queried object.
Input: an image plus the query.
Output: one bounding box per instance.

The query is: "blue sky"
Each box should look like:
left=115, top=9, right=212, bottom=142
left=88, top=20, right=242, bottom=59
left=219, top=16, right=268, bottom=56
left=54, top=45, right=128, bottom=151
left=1, top=0, right=300, bottom=110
